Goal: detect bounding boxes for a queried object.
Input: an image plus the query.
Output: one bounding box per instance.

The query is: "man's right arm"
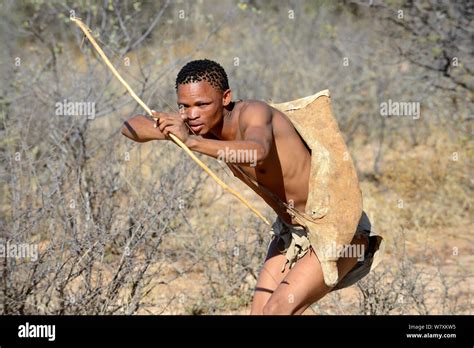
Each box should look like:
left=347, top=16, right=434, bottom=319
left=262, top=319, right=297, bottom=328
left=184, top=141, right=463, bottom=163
left=121, top=115, right=167, bottom=142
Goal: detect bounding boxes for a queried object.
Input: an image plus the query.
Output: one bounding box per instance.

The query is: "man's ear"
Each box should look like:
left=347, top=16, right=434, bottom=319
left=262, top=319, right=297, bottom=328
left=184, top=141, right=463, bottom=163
left=222, top=89, right=232, bottom=107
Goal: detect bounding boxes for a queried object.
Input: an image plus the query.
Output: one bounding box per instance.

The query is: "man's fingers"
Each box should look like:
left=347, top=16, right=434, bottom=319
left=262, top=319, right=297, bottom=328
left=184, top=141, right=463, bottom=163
left=154, top=111, right=187, bottom=123
left=151, top=110, right=160, bottom=128
left=160, top=123, right=171, bottom=137
left=157, top=116, right=171, bottom=130
left=162, top=125, right=179, bottom=139
left=158, top=119, right=171, bottom=133
left=159, top=119, right=179, bottom=136
left=155, top=113, right=186, bottom=134
left=179, top=110, right=188, bottom=121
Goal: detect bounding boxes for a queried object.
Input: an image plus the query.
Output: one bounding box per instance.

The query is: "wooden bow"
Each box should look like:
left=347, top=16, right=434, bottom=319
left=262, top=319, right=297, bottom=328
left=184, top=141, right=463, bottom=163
left=70, top=17, right=270, bottom=226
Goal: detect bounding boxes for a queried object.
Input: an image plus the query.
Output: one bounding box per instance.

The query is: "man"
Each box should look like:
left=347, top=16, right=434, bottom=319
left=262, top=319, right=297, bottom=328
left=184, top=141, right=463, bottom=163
left=121, top=59, right=375, bottom=315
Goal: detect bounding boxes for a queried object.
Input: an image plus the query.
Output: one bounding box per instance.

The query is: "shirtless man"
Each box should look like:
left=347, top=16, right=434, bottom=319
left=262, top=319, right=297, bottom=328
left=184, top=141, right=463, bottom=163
left=121, top=59, right=368, bottom=315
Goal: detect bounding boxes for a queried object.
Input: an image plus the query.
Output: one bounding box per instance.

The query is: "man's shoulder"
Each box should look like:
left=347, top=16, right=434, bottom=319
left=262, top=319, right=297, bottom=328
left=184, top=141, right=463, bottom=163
left=239, top=99, right=272, bottom=110
left=237, top=100, right=273, bottom=121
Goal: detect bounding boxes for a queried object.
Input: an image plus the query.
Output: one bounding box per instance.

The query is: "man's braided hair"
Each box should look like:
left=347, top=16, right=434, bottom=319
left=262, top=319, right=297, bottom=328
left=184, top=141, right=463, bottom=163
left=175, top=59, right=229, bottom=93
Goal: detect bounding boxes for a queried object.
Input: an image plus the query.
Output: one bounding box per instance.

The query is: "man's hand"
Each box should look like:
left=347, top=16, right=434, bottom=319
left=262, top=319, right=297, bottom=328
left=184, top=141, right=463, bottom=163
left=153, top=110, right=190, bottom=145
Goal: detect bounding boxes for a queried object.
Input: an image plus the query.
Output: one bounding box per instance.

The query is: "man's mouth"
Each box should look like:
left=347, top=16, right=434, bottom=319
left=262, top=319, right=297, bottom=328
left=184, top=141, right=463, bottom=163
left=189, top=124, right=204, bottom=133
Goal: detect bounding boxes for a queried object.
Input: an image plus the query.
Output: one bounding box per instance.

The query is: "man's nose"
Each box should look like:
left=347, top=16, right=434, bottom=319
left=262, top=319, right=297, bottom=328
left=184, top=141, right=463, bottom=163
left=187, top=107, right=200, bottom=120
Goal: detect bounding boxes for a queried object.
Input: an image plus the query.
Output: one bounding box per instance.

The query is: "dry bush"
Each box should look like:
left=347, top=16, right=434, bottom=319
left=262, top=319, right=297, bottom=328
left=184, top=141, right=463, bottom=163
left=0, top=110, right=212, bottom=314
left=183, top=216, right=269, bottom=314
left=377, top=135, right=473, bottom=229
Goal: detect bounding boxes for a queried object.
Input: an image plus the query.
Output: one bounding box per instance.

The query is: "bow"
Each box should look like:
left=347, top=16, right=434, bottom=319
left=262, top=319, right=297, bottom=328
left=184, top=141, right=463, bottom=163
left=70, top=17, right=270, bottom=226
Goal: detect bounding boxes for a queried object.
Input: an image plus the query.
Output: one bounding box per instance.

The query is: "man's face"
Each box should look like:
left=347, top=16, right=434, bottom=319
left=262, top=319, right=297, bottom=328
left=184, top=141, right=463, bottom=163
left=177, top=81, right=225, bottom=135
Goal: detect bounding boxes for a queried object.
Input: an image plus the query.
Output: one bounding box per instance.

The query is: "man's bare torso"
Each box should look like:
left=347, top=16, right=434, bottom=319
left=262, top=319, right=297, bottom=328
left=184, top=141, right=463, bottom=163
left=211, top=100, right=312, bottom=224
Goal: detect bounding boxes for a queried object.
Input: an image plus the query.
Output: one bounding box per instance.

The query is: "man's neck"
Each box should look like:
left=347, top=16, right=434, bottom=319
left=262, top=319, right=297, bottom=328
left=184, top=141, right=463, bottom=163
left=209, top=102, right=236, bottom=139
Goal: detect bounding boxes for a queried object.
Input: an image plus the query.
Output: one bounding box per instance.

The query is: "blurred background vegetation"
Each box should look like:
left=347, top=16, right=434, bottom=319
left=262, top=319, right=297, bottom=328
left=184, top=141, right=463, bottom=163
left=0, top=0, right=472, bottom=314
